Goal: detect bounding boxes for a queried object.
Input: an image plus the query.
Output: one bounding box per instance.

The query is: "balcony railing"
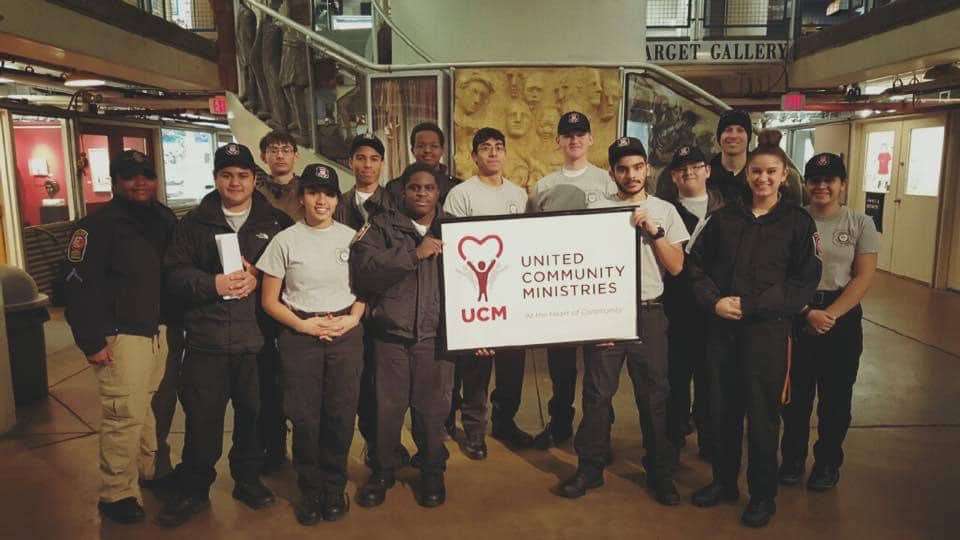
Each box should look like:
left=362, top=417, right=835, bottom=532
left=127, top=0, right=216, bottom=32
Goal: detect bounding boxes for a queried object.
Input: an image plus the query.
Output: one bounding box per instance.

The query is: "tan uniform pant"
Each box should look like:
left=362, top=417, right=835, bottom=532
left=94, top=327, right=168, bottom=502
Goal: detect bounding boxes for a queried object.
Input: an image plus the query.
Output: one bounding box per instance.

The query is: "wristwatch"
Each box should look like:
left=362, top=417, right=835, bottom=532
left=650, top=226, right=665, bottom=240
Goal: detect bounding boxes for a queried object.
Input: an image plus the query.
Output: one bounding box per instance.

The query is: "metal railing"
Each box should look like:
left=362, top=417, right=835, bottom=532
left=797, top=0, right=897, bottom=35
left=133, top=0, right=216, bottom=32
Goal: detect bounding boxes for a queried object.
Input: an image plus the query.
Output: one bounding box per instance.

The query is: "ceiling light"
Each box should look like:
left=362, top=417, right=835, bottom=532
left=64, top=71, right=106, bottom=87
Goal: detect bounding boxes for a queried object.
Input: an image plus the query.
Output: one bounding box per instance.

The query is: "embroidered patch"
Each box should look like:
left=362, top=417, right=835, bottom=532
left=507, top=202, right=520, bottom=214
left=316, top=166, right=329, bottom=179
left=679, top=146, right=690, bottom=156
left=834, top=230, right=853, bottom=245
left=131, top=151, right=146, bottom=162
left=351, top=222, right=371, bottom=244
left=817, top=154, right=830, bottom=166
left=336, top=249, right=349, bottom=264
left=585, top=191, right=600, bottom=204
left=813, top=231, right=823, bottom=259
left=226, top=144, right=240, bottom=155
left=65, top=268, right=83, bottom=283
left=617, top=137, right=630, bottom=147
left=567, top=112, right=579, bottom=123
left=67, top=229, right=88, bottom=262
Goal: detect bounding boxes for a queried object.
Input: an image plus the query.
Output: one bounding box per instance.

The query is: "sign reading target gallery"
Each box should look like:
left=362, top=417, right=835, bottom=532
left=439, top=208, right=641, bottom=353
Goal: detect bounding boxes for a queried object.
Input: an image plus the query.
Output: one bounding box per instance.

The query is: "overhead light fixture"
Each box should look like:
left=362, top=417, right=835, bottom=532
left=64, top=71, right=106, bottom=87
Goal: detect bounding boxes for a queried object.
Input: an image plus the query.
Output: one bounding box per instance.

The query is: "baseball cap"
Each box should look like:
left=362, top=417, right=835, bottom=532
left=110, top=150, right=156, bottom=181
left=669, top=145, right=708, bottom=171
left=608, top=136, right=647, bottom=167
left=214, top=143, right=257, bottom=173
left=349, top=133, right=385, bottom=157
left=299, top=163, right=341, bottom=195
left=716, top=109, right=753, bottom=141
left=804, top=152, right=847, bottom=180
left=558, top=111, right=591, bottom=135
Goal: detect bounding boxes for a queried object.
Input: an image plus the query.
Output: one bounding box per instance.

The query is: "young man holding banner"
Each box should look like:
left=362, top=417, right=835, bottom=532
left=443, top=127, right=535, bottom=459
left=528, top=111, right=619, bottom=450
left=556, top=137, right=687, bottom=506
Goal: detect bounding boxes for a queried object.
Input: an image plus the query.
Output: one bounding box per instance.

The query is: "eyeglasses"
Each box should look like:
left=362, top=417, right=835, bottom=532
left=265, top=146, right=296, bottom=156
left=673, top=164, right=706, bottom=175
left=477, top=143, right=505, bottom=153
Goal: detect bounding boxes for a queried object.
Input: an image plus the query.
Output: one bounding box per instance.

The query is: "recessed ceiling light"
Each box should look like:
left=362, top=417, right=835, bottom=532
left=64, top=71, right=106, bottom=87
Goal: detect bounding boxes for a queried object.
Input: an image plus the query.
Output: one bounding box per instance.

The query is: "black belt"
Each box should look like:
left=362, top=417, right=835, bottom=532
left=810, top=289, right=843, bottom=308
left=291, top=306, right=352, bottom=319
left=640, top=296, right=663, bottom=308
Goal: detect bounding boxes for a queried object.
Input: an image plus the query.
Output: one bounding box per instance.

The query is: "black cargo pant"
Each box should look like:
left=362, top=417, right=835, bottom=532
left=704, top=317, right=789, bottom=500
left=665, top=307, right=712, bottom=449
left=545, top=345, right=578, bottom=433
left=176, top=348, right=263, bottom=495
left=278, top=325, right=363, bottom=495
left=373, top=336, right=454, bottom=474
left=458, top=349, right=525, bottom=439
left=258, top=341, right=287, bottom=461
left=574, top=307, right=673, bottom=479
left=357, top=325, right=377, bottom=448
left=781, top=303, right=863, bottom=468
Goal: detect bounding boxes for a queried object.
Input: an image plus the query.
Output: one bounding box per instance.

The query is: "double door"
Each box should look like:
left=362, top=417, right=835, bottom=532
left=860, top=116, right=946, bottom=284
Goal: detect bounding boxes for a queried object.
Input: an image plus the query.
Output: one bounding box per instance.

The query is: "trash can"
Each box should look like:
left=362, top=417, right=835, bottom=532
left=1, top=266, right=51, bottom=404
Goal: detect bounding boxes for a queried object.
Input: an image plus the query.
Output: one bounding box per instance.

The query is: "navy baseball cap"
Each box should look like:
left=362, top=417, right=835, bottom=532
left=608, top=136, right=647, bottom=167
left=349, top=133, right=385, bottom=157
left=214, top=143, right=257, bottom=173
left=804, top=152, right=847, bottom=181
left=558, top=111, right=591, bottom=135
left=110, top=150, right=156, bottom=181
left=299, top=163, right=341, bottom=195
left=669, top=145, right=708, bottom=171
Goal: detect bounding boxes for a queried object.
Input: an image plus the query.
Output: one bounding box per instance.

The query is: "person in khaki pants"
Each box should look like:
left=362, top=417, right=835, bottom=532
left=63, top=150, right=177, bottom=524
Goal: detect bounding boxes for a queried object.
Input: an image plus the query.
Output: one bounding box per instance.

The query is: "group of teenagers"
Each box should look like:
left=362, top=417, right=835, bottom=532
left=64, top=107, right=878, bottom=530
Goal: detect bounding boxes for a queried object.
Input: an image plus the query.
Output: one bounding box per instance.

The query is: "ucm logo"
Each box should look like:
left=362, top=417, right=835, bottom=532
left=457, top=235, right=503, bottom=303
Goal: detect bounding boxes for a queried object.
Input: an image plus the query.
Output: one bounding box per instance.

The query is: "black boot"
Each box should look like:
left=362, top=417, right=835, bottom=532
left=807, top=463, right=840, bottom=492
left=556, top=468, right=604, bottom=498
left=741, top=498, right=776, bottom=528
left=356, top=470, right=395, bottom=508
left=97, top=497, right=145, bottom=524
left=691, top=482, right=739, bottom=507
left=419, top=472, right=446, bottom=508
left=778, top=459, right=805, bottom=486
left=232, top=479, right=276, bottom=509
left=155, top=492, right=210, bottom=528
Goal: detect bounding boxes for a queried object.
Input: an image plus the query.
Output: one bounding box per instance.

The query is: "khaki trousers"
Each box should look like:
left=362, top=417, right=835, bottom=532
left=94, top=327, right=167, bottom=502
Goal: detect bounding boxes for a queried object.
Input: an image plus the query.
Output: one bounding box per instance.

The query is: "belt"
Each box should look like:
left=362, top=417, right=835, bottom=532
left=810, top=289, right=843, bottom=308
left=640, top=296, right=663, bottom=308
left=291, top=306, right=352, bottom=319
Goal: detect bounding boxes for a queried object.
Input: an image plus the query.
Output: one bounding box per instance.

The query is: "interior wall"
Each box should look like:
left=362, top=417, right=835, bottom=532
left=12, top=123, right=69, bottom=227
left=390, top=0, right=646, bottom=64
left=944, top=110, right=960, bottom=290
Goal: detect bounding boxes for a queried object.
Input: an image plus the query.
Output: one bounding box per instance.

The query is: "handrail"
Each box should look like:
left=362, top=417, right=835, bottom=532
left=370, top=0, right=434, bottom=62
left=244, top=0, right=729, bottom=111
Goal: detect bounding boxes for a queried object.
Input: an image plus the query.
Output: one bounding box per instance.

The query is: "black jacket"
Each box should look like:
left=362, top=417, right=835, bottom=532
left=165, top=190, right=293, bottom=354
left=349, top=209, right=449, bottom=341
left=687, top=198, right=821, bottom=322
left=706, top=152, right=750, bottom=207
left=64, top=198, right=177, bottom=355
left=384, top=166, right=462, bottom=207
left=334, top=185, right=397, bottom=231
left=663, top=190, right=725, bottom=322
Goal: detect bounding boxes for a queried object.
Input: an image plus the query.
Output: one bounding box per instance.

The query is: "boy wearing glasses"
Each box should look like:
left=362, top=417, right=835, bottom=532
left=662, top=145, right=724, bottom=461
left=257, top=131, right=303, bottom=221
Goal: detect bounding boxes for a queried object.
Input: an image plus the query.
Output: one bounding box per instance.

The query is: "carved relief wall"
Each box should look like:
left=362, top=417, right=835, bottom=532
left=452, top=67, right=620, bottom=192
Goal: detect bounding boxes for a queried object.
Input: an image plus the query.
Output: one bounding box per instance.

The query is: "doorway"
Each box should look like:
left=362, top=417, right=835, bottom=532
left=860, top=116, right=946, bottom=284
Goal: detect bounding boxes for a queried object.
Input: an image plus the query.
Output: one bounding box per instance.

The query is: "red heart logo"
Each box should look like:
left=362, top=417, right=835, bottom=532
left=457, top=235, right=503, bottom=261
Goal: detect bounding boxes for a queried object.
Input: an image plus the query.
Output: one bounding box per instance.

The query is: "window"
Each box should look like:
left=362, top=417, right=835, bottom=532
left=162, top=128, right=215, bottom=208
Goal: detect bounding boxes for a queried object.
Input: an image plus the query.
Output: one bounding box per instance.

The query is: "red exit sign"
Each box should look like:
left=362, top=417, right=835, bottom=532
left=781, top=92, right=806, bottom=111
left=209, top=95, right=227, bottom=115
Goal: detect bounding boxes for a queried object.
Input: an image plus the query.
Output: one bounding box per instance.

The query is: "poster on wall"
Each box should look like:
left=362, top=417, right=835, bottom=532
left=905, top=126, right=944, bottom=197
left=864, top=191, right=884, bottom=233
left=863, top=131, right=895, bottom=193
left=452, top=67, right=620, bottom=193
left=439, top=208, right=640, bottom=352
left=88, top=148, right=112, bottom=193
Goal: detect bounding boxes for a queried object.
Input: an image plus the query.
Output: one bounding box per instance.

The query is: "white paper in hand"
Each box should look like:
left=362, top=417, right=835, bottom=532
left=215, top=233, right=243, bottom=300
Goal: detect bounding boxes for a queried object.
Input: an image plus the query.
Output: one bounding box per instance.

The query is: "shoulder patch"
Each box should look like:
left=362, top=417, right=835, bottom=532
left=813, top=231, right=823, bottom=260
left=67, top=229, right=89, bottom=262
left=351, top=222, right=371, bottom=244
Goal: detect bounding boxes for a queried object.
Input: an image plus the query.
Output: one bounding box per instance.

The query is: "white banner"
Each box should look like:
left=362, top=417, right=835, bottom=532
left=440, top=209, right=640, bottom=352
